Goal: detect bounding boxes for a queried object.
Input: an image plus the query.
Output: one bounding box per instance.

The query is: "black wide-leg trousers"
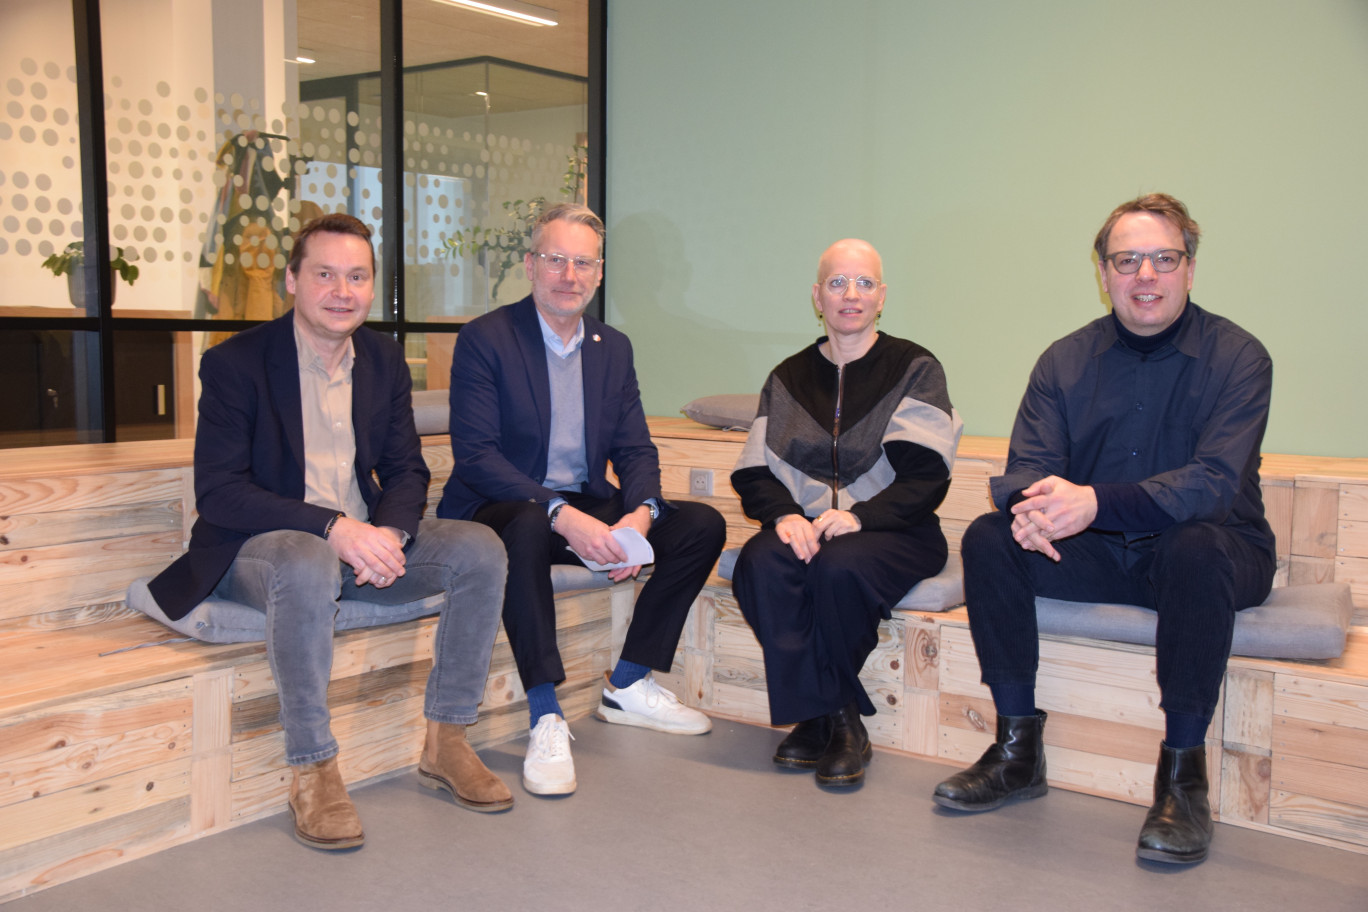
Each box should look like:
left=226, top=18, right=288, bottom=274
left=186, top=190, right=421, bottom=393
left=733, top=525, right=947, bottom=726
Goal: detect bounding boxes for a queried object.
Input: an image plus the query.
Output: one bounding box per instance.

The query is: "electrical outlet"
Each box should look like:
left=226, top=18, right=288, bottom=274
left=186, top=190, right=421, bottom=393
left=689, top=468, right=714, bottom=497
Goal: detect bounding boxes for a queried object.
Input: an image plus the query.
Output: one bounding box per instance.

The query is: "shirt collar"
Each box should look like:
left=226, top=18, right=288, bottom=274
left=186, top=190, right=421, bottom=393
left=536, top=308, right=585, bottom=358
left=294, top=319, right=355, bottom=377
left=1093, top=298, right=1201, bottom=359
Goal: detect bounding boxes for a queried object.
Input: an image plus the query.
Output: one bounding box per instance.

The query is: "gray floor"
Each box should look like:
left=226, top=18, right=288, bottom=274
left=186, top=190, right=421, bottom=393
left=9, top=719, right=1367, bottom=911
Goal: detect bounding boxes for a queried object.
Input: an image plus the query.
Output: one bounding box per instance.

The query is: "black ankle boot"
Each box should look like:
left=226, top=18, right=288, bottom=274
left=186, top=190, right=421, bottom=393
left=1136, top=742, right=1212, bottom=864
left=773, top=715, right=832, bottom=769
left=815, top=703, right=871, bottom=787
left=932, top=710, right=1048, bottom=811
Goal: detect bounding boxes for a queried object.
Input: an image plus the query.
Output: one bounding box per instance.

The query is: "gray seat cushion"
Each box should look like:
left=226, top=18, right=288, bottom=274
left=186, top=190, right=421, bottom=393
left=1036, top=582, right=1354, bottom=660
left=411, top=388, right=449, bottom=436
left=716, top=547, right=964, bottom=612
left=127, top=564, right=621, bottom=645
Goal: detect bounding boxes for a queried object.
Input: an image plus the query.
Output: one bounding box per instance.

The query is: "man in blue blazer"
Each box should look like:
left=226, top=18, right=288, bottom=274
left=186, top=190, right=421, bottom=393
left=438, top=203, right=726, bottom=796
left=146, top=214, right=512, bottom=850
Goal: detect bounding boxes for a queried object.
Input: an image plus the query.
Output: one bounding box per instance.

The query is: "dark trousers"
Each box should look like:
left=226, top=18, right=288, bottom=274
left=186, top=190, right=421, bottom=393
left=961, top=511, right=1275, bottom=720
left=733, top=525, right=947, bottom=726
left=474, top=493, right=726, bottom=691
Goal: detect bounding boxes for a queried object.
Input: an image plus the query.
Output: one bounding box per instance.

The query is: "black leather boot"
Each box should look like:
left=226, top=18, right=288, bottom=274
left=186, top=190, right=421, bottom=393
left=773, top=715, right=832, bottom=769
left=815, top=703, right=871, bottom=787
left=1136, top=742, right=1212, bottom=864
left=932, top=710, right=1048, bottom=811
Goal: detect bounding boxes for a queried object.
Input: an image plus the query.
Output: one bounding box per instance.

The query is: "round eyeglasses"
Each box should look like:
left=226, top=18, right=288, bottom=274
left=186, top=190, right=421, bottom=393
left=823, top=274, right=880, bottom=294
left=532, top=252, right=602, bottom=274
left=1103, top=249, right=1189, bottom=275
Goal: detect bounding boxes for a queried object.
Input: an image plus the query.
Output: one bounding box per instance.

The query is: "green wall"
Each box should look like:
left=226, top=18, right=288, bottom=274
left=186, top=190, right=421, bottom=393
left=605, top=0, right=1368, bottom=457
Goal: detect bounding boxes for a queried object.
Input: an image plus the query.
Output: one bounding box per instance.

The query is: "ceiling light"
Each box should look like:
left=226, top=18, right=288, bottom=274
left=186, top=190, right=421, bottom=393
left=293, top=55, right=316, bottom=64
left=432, top=0, right=558, bottom=27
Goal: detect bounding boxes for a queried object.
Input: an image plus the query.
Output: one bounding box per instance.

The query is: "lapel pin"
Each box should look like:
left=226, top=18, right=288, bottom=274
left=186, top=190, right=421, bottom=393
left=592, top=334, right=601, bottom=342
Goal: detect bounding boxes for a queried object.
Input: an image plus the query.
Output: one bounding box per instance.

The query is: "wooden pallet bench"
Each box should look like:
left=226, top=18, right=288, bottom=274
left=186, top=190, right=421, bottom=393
left=0, top=435, right=638, bottom=903
left=648, top=416, right=1368, bottom=855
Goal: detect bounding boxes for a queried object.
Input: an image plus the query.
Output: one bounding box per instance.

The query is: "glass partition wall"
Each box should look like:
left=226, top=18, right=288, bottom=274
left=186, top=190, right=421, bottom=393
left=0, top=0, right=599, bottom=447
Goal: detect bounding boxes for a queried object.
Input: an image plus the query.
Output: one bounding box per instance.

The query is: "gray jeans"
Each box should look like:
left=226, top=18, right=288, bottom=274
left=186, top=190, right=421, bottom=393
left=214, top=518, right=507, bottom=765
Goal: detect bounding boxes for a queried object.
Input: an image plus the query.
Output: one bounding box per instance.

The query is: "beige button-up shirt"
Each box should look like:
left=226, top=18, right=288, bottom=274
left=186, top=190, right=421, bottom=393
left=295, top=322, right=369, bottom=524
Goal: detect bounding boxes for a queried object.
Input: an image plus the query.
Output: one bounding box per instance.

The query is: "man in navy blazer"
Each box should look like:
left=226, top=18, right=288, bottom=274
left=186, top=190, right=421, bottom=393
left=438, top=203, right=725, bottom=796
left=146, top=214, right=512, bottom=850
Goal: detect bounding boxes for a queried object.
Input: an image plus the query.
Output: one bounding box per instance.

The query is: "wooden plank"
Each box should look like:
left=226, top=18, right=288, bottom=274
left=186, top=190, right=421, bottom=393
left=1274, top=675, right=1368, bottom=730
left=709, top=680, right=771, bottom=724
left=652, top=436, right=747, bottom=473
left=1262, top=480, right=1293, bottom=560
left=191, top=669, right=233, bottom=834
left=0, top=758, right=191, bottom=853
left=0, top=678, right=191, bottom=760
left=939, top=693, right=1160, bottom=763
left=903, top=615, right=940, bottom=692
left=1272, top=754, right=1368, bottom=808
left=712, top=622, right=767, bottom=691
left=0, top=530, right=185, bottom=589
left=938, top=725, right=1156, bottom=805
left=1220, top=747, right=1271, bottom=824
left=1272, top=716, right=1368, bottom=768
left=232, top=695, right=428, bottom=782
left=0, top=691, right=191, bottom=810
left=858, top=619, right=904, bottom=686
left=1289, top=555, right=1336, bottom=586
left=1335, top=556, right=1368, bottom=620
left=232, top=660, right=432, bottom=740
left=1292, top=480, right=1339, bottom=559
left=1339, top=520, right=1368, bottom=560
left=1223, top=667, right=1274, bottom=753
left=1269, top=790, right=1368, bottom=849
left=0, top=469, right=184, bottom=514
left=902, top=688, right=939, bottom=756
left=0, top=797, right=191, bottom=904
left=0, top=500, right=183, bottom=552
left=1340, top=483, right=1368, bottom=521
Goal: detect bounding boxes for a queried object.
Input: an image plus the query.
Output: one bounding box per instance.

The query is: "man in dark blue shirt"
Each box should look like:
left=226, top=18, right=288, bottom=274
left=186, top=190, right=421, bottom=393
left=932, top=194, right=1275, bottom=865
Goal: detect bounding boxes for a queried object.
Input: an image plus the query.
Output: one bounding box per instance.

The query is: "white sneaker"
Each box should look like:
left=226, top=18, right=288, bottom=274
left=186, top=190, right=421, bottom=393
left=596, top=673, right=713, bottom=735
left=523, top=714, right=577, bottom=796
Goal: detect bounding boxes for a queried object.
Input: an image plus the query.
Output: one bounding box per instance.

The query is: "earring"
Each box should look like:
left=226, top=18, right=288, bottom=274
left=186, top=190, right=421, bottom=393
left=816, top=313, right=824, bottom=327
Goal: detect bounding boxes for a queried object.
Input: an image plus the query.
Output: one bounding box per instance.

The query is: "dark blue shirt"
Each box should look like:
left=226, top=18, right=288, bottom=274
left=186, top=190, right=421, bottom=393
left=990, top=300, right=1275, bottom=555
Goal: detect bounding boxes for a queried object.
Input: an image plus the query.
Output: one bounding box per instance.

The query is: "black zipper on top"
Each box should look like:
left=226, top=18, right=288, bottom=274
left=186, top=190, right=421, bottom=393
left=831, top=363, right=845, bottom=509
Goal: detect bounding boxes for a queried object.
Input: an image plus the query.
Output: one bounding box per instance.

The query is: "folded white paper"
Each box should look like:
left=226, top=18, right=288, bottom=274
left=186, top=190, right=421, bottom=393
left=570, top=527, right=655, bottom=571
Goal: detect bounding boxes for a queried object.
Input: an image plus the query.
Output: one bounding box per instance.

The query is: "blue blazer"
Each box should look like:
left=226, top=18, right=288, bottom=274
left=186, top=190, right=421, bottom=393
left=147, top=311, right=430, bottom=620
left=436, top=295, right=664, bottom=521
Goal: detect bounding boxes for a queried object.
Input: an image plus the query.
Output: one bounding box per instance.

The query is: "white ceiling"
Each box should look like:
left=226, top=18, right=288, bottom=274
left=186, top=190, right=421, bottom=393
left=296, top=0, right=589, bottom=114
left=297, top=0, right=589, bottom=78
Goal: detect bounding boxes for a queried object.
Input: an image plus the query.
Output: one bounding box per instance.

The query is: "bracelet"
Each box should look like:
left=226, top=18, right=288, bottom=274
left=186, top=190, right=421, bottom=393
left=323, top=512, right=344, bottom=539
left=548, top=503, right=566, bottom=531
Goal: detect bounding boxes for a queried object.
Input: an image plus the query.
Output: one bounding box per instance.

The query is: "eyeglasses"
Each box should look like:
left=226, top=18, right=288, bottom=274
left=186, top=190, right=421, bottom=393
left=823, top=275, right=881, bottom=294
left=532, top=252, right=602, bottom=274
left=1103, top=249, right=1189, bottom=275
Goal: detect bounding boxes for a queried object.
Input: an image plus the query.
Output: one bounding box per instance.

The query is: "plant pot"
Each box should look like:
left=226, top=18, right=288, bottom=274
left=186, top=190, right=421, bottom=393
left=66, top=268, right=117, bottom=314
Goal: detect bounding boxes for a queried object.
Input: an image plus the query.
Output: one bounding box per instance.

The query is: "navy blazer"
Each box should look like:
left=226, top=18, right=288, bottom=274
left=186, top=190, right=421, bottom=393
left=147, top=311, right=430, bottom=620
left=436, top=295, right=664, bottom=521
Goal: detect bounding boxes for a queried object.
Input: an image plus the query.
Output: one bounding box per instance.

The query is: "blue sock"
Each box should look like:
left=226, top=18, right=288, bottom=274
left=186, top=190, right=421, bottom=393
left=527, top=683, right=562, bottom=728
left=608, top=659, right=651, bottom=690
left=989, top=682, right=1036, bottom=718
left=1164, top=711, right=1209, bottom=749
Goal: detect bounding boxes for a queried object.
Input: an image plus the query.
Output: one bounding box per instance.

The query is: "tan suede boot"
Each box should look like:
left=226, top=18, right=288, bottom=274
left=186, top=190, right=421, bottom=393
left=418, top=720, right=514, bottom=812
left=289, top=756, right=364, bottom=850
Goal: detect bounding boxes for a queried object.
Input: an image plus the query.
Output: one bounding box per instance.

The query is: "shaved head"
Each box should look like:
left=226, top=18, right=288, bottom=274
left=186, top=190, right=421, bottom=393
left=817, top=238, right=882, bottom=282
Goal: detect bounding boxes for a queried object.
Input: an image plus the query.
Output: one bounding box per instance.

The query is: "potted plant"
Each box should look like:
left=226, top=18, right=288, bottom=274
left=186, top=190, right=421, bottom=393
left=41, top=241, right=140, bottom=311
left=442, top=144, right=587, bottom=304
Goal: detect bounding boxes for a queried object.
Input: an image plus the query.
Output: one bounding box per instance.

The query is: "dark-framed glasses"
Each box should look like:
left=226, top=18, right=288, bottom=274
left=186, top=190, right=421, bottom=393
left=532, top=252, right=602, bottom=274
left=824, top=274, right=881, bottom=294
left=1103, top=249, right=1189, bottom=275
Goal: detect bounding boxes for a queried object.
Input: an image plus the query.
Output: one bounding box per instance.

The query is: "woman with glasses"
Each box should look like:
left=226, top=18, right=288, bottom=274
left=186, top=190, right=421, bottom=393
left=730, top=238, right=963, bottom=788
